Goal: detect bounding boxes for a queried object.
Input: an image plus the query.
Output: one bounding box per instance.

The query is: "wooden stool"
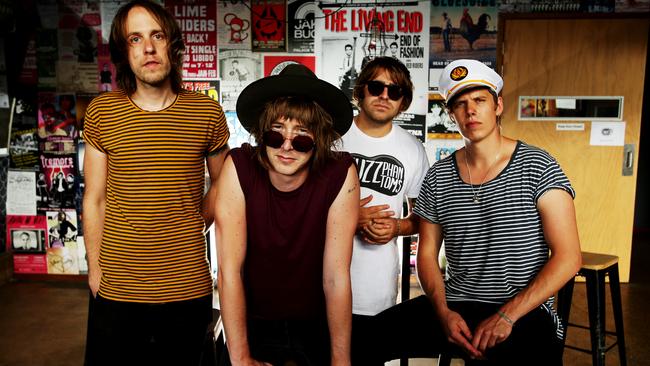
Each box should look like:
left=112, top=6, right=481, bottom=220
left=557, top=251, right=627, bottom=366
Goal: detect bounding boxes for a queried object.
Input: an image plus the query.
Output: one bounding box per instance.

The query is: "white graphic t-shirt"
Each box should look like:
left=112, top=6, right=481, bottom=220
left=340, top=121, right=429, bottom=315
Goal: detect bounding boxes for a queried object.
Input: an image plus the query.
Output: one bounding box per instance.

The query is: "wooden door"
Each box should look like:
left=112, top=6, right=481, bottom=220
left=500, top=17, right=649, bottom=282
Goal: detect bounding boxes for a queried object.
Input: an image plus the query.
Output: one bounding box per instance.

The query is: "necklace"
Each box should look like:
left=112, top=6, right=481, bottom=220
left=464, top=137, right=502, bottom=204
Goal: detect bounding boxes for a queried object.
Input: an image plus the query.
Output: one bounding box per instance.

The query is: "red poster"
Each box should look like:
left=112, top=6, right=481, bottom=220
left=6, top=215, right=49, bottom=274
left=167, top=0, right=218, bottom=80
left=263, top=55, right=315, bottom=77
left=251, top=0, right=287, bottom=52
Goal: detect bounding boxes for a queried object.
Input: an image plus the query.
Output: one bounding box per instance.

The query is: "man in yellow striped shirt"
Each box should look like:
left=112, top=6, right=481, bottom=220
left=82, top=1, right=229, bottom=365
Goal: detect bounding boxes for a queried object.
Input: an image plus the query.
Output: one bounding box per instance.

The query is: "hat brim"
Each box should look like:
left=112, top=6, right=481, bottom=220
left=236, top=75, right=353, bottom=136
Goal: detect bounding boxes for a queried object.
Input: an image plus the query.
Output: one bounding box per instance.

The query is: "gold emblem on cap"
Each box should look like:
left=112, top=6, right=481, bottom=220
left=450, top=66, right=468, bottom=81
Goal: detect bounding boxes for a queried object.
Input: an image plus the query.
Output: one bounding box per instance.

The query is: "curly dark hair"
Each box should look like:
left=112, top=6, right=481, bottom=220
left=109, top=0, right=185, bottom=95
left=353, top=56, right=413, bottom=113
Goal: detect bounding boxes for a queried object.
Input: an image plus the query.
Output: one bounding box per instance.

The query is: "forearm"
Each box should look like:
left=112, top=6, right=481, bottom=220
left=201, top=181, right=218, bottom=227
left=82, top=196, right=105, bottom=274
left=217, top=270, right=253, bottom=363
left=499, top=251, right=581, bottom=323
left=417, top=254, right=448, bottom=319
left=324, top=274, right=352, bottom=365
left=396, top=213, right=419, bottom=237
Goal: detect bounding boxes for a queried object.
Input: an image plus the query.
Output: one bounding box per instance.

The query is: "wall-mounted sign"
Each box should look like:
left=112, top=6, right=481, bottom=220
left=518, top=96, right=623, bottom=121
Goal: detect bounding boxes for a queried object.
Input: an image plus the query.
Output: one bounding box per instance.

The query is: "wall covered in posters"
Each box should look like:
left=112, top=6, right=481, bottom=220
left=1, top=0, right=648, bottom=267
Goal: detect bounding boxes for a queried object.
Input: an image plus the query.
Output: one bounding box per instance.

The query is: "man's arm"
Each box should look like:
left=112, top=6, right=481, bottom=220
left=471, top=189, right=582, bottom=352
left=323, top=165, right=359, bottom=366
left=201, top=145, right=230, bottom=227
left=363, top=197, right=419, bottom=243
left=82, top=144, right=107, bottom=298
left=215, top=157, right=268, bottom=366
left=417, top=220, right=483, bottom=359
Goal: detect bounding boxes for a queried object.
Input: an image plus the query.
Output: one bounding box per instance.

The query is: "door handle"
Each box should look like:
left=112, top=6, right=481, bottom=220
left=623, top=144, right=634, bottom=176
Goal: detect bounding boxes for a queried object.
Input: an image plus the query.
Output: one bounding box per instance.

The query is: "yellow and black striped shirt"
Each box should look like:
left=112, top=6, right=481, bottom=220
left=84, top=89, right=229, bottom=303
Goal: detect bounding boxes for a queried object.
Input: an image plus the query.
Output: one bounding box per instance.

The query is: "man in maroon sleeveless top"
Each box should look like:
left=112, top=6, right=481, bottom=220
left=215, top=64, right=360, bottom=366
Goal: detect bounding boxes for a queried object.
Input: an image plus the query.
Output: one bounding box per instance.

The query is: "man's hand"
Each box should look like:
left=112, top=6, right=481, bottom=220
left=362, top=217, right=398, bottom=244
left=440, top=309, right=483, bottom=359
left=88, top=267, right=102, bottom=298
left=471, top=312, right=513, bottom=353
left=358, top=195, right=394, bottom=236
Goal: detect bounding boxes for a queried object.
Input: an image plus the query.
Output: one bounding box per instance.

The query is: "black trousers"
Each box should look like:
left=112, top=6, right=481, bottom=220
left=84, top=293, right=212, bottom=366
left=222, top=317, right=331, bottom=366
left=351, top=295, right=563, bottom=366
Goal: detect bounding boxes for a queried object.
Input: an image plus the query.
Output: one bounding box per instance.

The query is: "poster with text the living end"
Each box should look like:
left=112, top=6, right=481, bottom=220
left=287, top=0, right=317, bottom=53
left=166, top=0, right=219, bottom=80
left=218, top=0, right=252, bottom=50
left=6, top=215, right=48, bottom=274
left=251, top=0, right=287, bottom=52
left=314, top=0, right=430, bottom=138
left=429, top=1, right=498, bottom=91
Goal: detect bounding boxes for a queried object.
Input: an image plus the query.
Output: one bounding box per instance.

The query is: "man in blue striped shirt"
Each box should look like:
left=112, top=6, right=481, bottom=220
left=414, top=59, right=582, bottom=365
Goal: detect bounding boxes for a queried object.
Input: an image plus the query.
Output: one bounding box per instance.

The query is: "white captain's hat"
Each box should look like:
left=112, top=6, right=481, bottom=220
left=438, top=59, right=503, bottom=103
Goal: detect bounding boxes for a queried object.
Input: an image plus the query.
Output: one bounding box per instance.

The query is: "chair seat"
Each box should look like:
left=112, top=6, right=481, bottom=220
left=580, top=252, right=619, bottom=271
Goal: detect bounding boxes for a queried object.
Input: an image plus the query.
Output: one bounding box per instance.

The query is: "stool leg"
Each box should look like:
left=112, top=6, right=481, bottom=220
left=585, top=270, right=607, bottom=366
left=608, top=264, right=627, bottom=366
left=557, top=277, right=576, bottom=345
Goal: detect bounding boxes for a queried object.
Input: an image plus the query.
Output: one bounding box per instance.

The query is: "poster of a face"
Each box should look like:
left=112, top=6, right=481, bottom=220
left=11, top=229, right=45, bottom=252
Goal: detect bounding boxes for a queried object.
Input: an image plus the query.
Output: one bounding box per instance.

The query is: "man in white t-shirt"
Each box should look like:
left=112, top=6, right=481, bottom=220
left=340, top=56, right=437, bottom=364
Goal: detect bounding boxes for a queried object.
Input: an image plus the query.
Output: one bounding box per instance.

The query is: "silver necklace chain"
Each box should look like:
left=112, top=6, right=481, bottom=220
left=464, top=137, right=502, bottom=204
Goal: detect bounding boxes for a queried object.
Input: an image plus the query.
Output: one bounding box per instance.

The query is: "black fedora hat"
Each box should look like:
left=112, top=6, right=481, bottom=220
left=236, top=64, right=353, bottom=135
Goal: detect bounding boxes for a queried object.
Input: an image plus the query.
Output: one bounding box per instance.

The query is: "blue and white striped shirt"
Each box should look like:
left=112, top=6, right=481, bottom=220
left=414, top=141, right=574, bottom=339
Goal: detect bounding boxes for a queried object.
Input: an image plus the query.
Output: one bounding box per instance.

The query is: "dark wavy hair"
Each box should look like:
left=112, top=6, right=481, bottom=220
left=109, top=0, right=185, bottom=95
left=249, top=96, right=341, bottom=172
left=353, top=56, right=414, bottom=113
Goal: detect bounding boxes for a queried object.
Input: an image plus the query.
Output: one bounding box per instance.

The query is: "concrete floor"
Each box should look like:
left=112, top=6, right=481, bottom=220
left=1, top=232, right=649, bottom=366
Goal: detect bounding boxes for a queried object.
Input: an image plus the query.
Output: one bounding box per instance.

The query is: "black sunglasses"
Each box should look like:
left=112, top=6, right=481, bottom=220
left=366, top=80, right=404, bottom=101
left=263, top=130, right=315, bottom=153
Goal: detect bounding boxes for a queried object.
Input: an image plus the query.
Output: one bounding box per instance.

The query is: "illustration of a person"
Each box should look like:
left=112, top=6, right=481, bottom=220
left=389, top=42, right=399, bottom=58
left=15, top=232, right=38, bottom=251
left=38, top=103, right=66, bottom=138
left=442, top=12, right=453, bottom=52
left=229, top=60, right=250, bottom=82
left=37, top=173, right=49, bottom=205
left=58, top=95, right=77, bottom=138
left=100, top=63, right=113, bottom=91
left=361, top=41, right=377, bottom=70
left=51, top=172, right=68, bottom=206
left=339, top=43, right=354, bottom=84
left=49, top=211, right=77, bottom=247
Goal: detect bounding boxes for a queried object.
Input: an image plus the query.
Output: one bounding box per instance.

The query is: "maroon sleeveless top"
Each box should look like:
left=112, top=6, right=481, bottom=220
left=230, top=144, right=354, bottom=320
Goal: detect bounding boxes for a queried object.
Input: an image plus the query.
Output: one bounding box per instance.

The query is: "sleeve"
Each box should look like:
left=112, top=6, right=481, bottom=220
left=207, top=101, right=230, bottom=155
left=534, top=155, right=576, bottom=203
left=82, top=98, right=106, bottom=154
left=413, top=164, right=439, bottom=224
left=405, top=142, right=431, bottom=199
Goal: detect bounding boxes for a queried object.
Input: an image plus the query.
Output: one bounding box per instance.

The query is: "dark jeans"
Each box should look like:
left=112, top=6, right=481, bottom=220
left=351, top=295, right=563, bottom=365
left=222, top=318, right=331, bottom=366
left=84, top=293, right=212, bottom=366
left=449, top=301, right=564, bottom=366
left=352, top=295, right=446, bottom=365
